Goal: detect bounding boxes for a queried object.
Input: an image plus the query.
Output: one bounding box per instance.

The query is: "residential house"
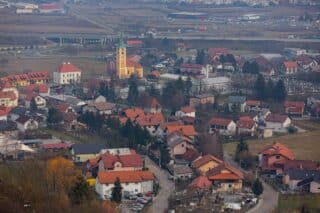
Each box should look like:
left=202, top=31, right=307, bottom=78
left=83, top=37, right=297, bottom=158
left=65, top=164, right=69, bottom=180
left=296, top=55, right=318, bottom=71
left=158, top=123, right=197, bottom=140
left=188, top=176, right=212, bottom=191
left=209, top=117, right=236, bottom=136
left=53, top=62, right=81, bottom=85
left=71, top=143, right=105, bottom=163
left=16, top=115, right=39, bottom=132
left=95, top=171, right=155, bottom=199
left=0, top=81, right=18, bottom=108
left=258, top=142, right=295, bottom=172
left=167, top=132, right=195, bottom=158
left=24, top=84, right=49, bottom=96
left=206, top=162, right=244, bottom=192
left=175, top=148, right=201, bottom=165
left=56, top=103, right=75, bottom=114
left=180, top=63, right=212, bottom=77
left=169, top=164, right=194, bottom=180
left=228, top=96, right=246, bottom=112
left=284, top=101, right=305, bottom=117
left=265, top=114, right=291, bottom=131
left=142, top=97, right=162, bottom=113
left=283, top=61, right=298, bottom=74
left=273, top=159, right=320, bottom=175
left=136, top=112, right=164, bottom=135
left=208, top=47, right=228, bottom=61
left=123, top=107, right=145, bottom=121
left=83, top=102, right=115, bottom=115
left=189, top=94, right=214, bottom=108
left=96, top=151, right=143, bottom=173
left=283, top=169, right=320, bottom=193
left=245, top=100, right=261, bottom=112
left=237, top=116, right=257, bottom=136
left=1, top=71, right=49, bottom=87
left=192, top=154, right=223, bottom=175
left=25, top=94, right=46, bottom=109
left=63, top=112, right=79, bottom=131
left=175, top=106, right=196, bottom=118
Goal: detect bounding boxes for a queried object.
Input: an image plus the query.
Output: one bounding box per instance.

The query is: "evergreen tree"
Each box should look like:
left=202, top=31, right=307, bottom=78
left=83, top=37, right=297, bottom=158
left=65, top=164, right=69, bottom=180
left=30, top=97, right=38, bottom=112
left=127, top=75, right=139, bottom=106
left=160, top=143, right=171, bottom=168
left=235, top=137, right=249, bottom=162
left=185, top=76, right=193, bottom=95
left=265, top=79, right=274, bottom=100
left=69, top=176, right=93, bottom=205
left=274, top=79, right=286, bottom=102
left=196, top=49, right=206, bottom=65
left=111, top=177, right=122, bottom=203
left=254, top=74, right=266, bottom=100
left=252, top=178, right=264, bottom=196
left=47, top=107, right=63, bottom=125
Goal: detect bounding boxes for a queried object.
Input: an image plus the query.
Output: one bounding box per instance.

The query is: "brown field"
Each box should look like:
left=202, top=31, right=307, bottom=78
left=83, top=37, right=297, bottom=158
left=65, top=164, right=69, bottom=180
left=277, top=193, right=320, bottom=213
left=223, top=120, right=320, bottom=161
left=0, top=56, right=106, bottom=80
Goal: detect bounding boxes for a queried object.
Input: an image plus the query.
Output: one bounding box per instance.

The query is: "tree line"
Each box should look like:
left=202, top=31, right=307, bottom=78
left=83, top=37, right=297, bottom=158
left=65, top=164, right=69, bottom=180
left=254, top=74, right=286, bottom=102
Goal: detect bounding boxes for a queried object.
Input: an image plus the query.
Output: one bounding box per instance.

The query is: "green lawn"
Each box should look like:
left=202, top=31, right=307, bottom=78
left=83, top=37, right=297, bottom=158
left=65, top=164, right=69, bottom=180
left=277, top=194, right=320, bottom=213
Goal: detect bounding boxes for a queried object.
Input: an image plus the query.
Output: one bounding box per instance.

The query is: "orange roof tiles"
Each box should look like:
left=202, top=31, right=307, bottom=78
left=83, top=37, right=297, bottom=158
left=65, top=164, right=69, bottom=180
left=192, top=154, right=223, bottom=169
left=0, top=91, right=16, bottom=100
left=238, top=117, right=255, bottom=129
left=284, top=61, right=298, bottom=69
left=189, top=176, right=212, bottom=190
left=57, top=63, right=81, bottom=73
left=124, top=107, right=145, bottom=120
left=259, top=142, right=294, bottom=160
left=166, top=125, right=197, bottom=137
left=98, top=170, right=154, bottom=184
left=24, top=84, right=49, bottom=94
left=126, top=60, right=142, bottom=69
left=136, top=112, right=164, bottom=126
left=209, top=117, right=233, bottom=127
left=1, top=71, right=48, bottom=83
left=206, top=162, right=244, bottom=180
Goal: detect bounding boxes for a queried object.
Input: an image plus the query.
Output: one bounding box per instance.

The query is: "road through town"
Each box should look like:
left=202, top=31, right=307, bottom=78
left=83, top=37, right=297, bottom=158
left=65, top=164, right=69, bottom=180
left=145, top=157, right=174, bottom=213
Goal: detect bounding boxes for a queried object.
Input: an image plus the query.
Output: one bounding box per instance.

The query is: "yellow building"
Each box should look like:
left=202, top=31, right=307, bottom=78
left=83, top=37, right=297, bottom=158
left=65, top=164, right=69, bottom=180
left=116, top=35, right=143, bottom=79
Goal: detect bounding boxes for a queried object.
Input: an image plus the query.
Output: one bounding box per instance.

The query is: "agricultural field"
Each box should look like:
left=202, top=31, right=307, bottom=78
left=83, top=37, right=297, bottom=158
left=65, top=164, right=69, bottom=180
left=223, top=120, right=320, bottom=161
left=0, top=56, right=106, bottom=80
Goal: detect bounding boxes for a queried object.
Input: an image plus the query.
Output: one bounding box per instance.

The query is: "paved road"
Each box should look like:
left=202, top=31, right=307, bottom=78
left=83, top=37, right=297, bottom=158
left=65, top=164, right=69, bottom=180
left=145, top=157, right=174, bottom=213
left=224, top=152, right=278, bottom=213
left=247, top=181, right=279, bottom=213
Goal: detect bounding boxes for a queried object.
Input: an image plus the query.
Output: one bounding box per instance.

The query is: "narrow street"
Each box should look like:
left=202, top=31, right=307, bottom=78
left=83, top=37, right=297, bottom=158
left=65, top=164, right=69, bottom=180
left=224, top=152, right=279, bottom=213
left=145, top=157, right=174, bottom=213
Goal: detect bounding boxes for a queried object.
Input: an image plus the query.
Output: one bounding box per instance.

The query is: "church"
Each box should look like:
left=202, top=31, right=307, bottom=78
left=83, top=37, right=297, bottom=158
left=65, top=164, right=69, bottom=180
left=116, top=35, right=143, bottom=79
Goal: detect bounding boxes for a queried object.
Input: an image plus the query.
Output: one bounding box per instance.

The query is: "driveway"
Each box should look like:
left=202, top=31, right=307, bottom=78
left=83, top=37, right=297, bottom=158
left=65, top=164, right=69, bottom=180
left=224, top=152, right=278, bottom=213
left=145, top=157, right=174, bottom=213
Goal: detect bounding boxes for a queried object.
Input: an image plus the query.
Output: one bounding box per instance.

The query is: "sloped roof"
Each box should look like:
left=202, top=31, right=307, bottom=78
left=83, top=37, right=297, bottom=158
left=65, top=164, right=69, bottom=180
left=259, top=142, right=294, bottom=160
left=189, top=176, right=212, bottom=190
left=57, top=63, right=81, bottom=73
left=72, top=143, right=104, bottom=155
left=97, top=170, right=154, bottom=184
left=166, top=125, right=197, bottom=137
left=124, top=107, right=145, bottom=120
left=246, top=100, right=261, bottom=107
left=238, top=117, right=255, bottom=129
left=265, top=114, right=289, bottom=123
left=209, top=117, right=233, bottom=127
left=284, top=61, right=298, bottom=69
left=136, top=112, right=164, bottom=126
left=192, top=154, right=223, bottom=169
left=24, top=84, right=49, bottom=94
left=206, top=162, right=244, bottom=180
left=181, top=106, right=195, bottom=113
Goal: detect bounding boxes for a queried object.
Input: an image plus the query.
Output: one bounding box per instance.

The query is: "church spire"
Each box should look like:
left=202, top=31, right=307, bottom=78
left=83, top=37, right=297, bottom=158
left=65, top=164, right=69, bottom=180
left=118, top=32, right=125, bottom=48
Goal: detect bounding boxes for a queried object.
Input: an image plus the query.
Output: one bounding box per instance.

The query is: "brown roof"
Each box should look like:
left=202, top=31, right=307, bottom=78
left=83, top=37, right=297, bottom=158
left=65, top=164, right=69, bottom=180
left=124, top=107, right=145, bottom=120
left=206, top=162, right=244, bottom=180
left=136, top=112, right=164, bottom=126
left=181, top=106, right=196, bottom=113
left=238, top=117, right=255, bottom=129
left=189, top=176, right=212, bottom=190
left=192, top=154, right=223, bottom=169
left=100, top=152, right=143, bottom=170
left=265, top=114, right=289, bottom=123
left=284, top=61, right=298, bottom=69
left=97, top=171, right=154, bottom=184
left=166, top=125, right=197, bottom=137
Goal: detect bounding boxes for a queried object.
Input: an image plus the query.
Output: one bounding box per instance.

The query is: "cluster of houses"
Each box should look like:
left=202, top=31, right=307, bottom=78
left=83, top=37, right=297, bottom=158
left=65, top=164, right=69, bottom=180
left=258, top=142, right=320, bottom=193
left=14, top=2, right=65, bottom=14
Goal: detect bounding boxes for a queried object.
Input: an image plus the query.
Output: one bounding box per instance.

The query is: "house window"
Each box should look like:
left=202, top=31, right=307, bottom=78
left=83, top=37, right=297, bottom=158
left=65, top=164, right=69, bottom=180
left=229, top=184, right=232, bottom=188
left=276, top=155, right=280, bottom=159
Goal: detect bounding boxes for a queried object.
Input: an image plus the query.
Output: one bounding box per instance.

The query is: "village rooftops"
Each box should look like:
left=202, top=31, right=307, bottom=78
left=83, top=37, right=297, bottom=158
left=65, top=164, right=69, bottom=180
left=188, top=176, right=212, bottom=190
left=265, top=114, right=289, bottom=123
left=206, top=162, right=244, bottom=180
left=100, top=152, right=143, bottom=169
left=259, top=142, right=294, bottom=160
left=97, top=170, right=154, bottom=184
left=209, top=117, right=233, bottom=127
left=284, top=61, right=298, bottom=69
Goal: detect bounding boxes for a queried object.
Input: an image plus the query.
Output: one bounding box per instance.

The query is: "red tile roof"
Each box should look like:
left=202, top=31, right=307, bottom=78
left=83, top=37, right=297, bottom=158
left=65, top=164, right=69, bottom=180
left=181, top=106, right=195, bottom=114
left=192, top=154, right=223, bottom=169
left=126, top=60, right=142, bottom=69
left=246, top=100, right=261, bottom=107
left=209, top=117, right=233, bottom=127
left=265, top=114, right=289, bottom=123
left=0, top=106, right=11, bottom=116
left=97, top=171, right=154, bottom=184
left=124, top=107, right=145, bottom=120
left=189, top=176, right=212, bottom=190
left=206, top=162, right=244, bottom=180
left=166, top=125, right=197, bottom=137
left=40, top=3, right=62, bottom=10
left=238, top=117, right=255, bottom=129
left=127, top=40, right=143, bottom=46
left=101, top=152, right=143, bottom=170
left=284, top=61, right=298, bottom=69
left=259, top=142, right=294, bottom=160
left=24, top=84, right=49, bottom=94
left=42, top=142, right=72, bottom=150
left=136, top=112, right=164, bottom=126
left=57, top=63, right=81, bottom=73
left=1, top=71, right=48, bottom=84
left=284, top=101, right=304, bottom=108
